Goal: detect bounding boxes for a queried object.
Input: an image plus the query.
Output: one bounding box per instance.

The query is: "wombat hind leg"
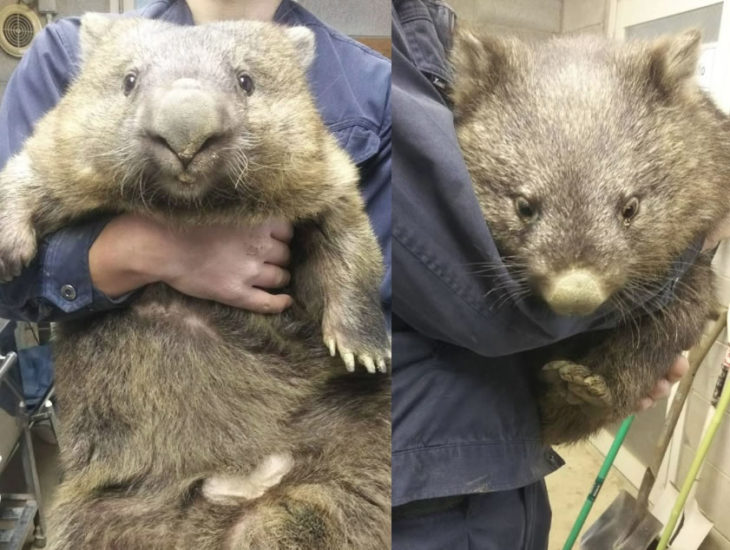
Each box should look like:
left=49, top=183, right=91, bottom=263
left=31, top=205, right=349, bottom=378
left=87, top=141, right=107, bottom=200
left=202, top=453, right=294, bottom=505
left=227, top=484, right=345, bottom=550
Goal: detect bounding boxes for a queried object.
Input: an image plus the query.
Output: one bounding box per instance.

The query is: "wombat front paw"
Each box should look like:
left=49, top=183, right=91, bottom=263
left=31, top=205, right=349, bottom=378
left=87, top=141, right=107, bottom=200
left=322, top=321, right=390, bottom=374
left=0, top=223, right=37, bottom=282
left=539, top=361, right=616, bottom=444
left=540, top=360, right=612, bottom=408
left=322, top=306, right=390, bottom=373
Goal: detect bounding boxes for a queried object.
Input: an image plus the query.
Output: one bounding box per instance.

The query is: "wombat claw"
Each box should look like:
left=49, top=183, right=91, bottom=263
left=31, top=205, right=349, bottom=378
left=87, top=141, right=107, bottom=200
left=0, top=226, right=37, bottom=282
left=323, top=335, right=388, bottom=374
left=541, top=360, right=612, bottom=408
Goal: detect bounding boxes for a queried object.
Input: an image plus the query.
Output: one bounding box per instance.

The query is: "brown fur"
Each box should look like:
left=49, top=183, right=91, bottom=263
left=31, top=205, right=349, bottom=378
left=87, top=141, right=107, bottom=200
left=449, top=28, right=730, bottom=444
left=0, top=16, right=390, bottom=549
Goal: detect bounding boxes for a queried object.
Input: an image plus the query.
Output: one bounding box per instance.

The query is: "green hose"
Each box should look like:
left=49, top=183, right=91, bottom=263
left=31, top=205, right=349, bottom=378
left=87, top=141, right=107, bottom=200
left=562, top=415, right=636, bottom=550
left=656, top=365, right=730, bottom=550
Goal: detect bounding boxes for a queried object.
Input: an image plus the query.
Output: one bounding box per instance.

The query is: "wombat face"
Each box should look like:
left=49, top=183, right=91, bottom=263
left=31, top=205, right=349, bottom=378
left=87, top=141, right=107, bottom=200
left=62, top=15, right=322, bottom=211
left=451, top=30, right=730, bottom=316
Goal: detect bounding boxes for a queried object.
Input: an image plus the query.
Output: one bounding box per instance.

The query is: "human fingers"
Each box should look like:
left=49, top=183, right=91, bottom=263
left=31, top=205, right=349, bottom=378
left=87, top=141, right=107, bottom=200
left=252, top=264, right=291, bottom=289
left=648, top=378, right=671, bottom=401
left=635, top=355, right=688, bottom=412
left=264, top=240, right=291, bottom=267
left=234, top=288, right=293, bottom=314
left=267, top=218, right=294, bottom=243
left=703, top=213, right=730, bottom=250
left=636, top=397, right=654, bottom=411
left=666, top=355, right=689, bottom=384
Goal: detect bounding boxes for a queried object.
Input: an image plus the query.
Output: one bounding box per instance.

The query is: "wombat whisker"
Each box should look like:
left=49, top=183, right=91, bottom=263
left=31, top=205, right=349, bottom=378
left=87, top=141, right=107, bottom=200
left=487, top=280, right=532, bottom=309
left=483, top=279, right=526, bottom=295
left=469, top=264, right=530, bottom=276
left=85, top=142, right=138, bottom=160
left=610, top=294, right=642, bottom=349
left=492, top=287, right=532, bottom=310
left=246, top=158, right=287, bottom=172
left=462, top=256, right=530, bottom=267
left=231, top=152, right=251, bottom=190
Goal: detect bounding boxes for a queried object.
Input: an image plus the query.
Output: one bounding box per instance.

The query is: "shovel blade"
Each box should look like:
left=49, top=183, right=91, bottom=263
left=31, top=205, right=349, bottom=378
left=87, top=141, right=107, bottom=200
left=581, top=491, right=662, bottom=550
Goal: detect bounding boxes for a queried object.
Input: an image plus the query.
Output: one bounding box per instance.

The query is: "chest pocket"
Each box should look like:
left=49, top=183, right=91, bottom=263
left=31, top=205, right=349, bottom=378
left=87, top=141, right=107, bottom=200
left=328, top=120, right=381, bottom=166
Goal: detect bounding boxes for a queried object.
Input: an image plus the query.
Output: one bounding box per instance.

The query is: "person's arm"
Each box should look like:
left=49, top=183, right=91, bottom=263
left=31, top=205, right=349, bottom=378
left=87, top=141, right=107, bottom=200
left=89, top=214, right=293, bottom=313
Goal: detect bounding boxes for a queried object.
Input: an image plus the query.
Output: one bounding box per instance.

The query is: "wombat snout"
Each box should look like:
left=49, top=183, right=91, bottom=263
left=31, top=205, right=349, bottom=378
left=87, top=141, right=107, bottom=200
left=146, top=79, right=227, bottom=168
left=543, top=268, right=607, bottom=316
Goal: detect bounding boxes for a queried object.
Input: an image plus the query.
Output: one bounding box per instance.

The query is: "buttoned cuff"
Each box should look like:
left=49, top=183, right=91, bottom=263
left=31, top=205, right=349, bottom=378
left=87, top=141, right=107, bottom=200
left=38, top=219, right=134, bottom=314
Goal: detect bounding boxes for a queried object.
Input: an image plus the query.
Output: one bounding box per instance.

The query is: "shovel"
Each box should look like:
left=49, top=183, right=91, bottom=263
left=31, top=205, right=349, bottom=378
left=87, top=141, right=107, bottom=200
left=580, top=307, right=727, bottom=550
left=655, top=325, right=730, bottom=550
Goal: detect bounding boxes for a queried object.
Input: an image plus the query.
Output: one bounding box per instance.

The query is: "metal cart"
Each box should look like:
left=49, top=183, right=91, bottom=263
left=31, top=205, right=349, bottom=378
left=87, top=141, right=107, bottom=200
left=0, top=319, right=57, bottom=549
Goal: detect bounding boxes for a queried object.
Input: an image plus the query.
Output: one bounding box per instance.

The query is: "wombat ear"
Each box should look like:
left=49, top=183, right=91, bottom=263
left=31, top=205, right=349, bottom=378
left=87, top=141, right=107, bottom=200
left=80, top=13, right=116, bottom=56
left=283, top=26, right=316, bottom=70
left=449, top=27, right=510, bottom=118
left=648, top=29, right=702, bottom=96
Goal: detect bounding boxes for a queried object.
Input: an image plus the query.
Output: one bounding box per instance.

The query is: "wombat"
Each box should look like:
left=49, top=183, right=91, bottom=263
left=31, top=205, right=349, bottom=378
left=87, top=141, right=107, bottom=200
left=450, top=29, right=730, bottom=444
left=0, top=15, right=390, bottom=550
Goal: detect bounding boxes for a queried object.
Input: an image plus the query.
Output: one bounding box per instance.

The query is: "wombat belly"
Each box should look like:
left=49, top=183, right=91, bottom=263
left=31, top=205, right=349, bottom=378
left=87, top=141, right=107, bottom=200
left=52, top=284, right=330, bottom=484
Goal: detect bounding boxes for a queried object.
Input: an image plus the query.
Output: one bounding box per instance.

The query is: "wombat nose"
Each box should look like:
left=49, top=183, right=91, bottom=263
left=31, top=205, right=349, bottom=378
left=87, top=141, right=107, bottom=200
left=148, top=85, right=225, bottom=168
left=544, top=269, right=607, bottom=316
left=148, top=133, right=212, bottom=168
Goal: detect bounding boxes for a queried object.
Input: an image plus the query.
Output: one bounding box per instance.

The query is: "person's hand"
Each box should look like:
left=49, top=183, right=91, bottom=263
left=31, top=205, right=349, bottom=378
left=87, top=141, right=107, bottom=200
left=703, top=212, right=730, bottom=251
left=635, top=355, right=689, bottom=411
left=89, top=213, right=293, bottom=313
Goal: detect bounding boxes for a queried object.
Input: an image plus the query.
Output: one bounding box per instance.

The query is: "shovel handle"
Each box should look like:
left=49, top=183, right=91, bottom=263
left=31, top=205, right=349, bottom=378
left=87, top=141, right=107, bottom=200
left=656, top=359, right=730, bottom=550
left=563, top=415, right=635, bottom=550
left=636, top=307, right=727, bottom=510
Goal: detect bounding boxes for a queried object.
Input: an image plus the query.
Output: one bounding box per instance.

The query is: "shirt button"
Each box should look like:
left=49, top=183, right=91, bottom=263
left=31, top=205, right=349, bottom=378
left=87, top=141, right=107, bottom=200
left=60, top=284, right=77, bottom=301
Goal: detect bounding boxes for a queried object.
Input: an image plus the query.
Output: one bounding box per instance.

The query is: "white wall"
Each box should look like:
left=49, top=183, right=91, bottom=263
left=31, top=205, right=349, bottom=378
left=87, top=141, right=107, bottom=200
left=561, top=0, right=608, bottom=34
left=448, top=0, right=562, bottom=39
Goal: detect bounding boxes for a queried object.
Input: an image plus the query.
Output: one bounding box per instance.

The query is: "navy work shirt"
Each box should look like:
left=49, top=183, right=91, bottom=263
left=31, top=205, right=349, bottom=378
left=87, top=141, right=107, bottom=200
left=0, top=0, right=391, bottom=323
left=392, top=0, right=700, bottom=506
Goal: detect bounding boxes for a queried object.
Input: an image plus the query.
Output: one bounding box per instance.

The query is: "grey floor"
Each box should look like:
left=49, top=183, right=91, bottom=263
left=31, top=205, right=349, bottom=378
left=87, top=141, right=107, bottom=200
left=546, top=442, right=634, bottom=550
left=0, top=429, right=61, bottom=550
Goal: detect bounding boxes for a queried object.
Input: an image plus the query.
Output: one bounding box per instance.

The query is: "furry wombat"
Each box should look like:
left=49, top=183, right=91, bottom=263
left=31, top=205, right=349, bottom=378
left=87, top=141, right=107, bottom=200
left=0, top=15, right=390, bottom=549
left=450, top=29, right=730, bottom=444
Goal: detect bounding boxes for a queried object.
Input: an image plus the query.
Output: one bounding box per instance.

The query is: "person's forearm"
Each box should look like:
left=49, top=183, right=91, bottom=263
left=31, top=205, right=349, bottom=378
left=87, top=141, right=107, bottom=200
left=88, top=214, right=175, bottom=298
left=0, top=219, right=133, bottom=322
left=88, top=213, right=293, bottom=313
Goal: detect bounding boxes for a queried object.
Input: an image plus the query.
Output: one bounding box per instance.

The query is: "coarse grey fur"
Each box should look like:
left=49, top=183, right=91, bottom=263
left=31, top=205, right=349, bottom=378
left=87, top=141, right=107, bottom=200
left=0, top=15, right=390, bottom=549
left=450, top=28, right=730, bottom=444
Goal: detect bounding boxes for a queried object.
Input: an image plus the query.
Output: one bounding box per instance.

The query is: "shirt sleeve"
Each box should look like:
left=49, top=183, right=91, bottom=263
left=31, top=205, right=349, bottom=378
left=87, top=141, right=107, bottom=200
left=0, top=20, right=133, bottom=322
left=359, top=92, right=392, bottom=328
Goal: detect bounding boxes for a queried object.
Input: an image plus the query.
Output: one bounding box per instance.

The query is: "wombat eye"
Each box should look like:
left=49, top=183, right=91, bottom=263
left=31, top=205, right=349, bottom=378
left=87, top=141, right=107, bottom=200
left=238, top=73, right=255, bottom=95
left=515, top=196, right=537, bottom=222
left=621, top=197, right=640, bottom=226
left=122, top=72, right=138, bottom=95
